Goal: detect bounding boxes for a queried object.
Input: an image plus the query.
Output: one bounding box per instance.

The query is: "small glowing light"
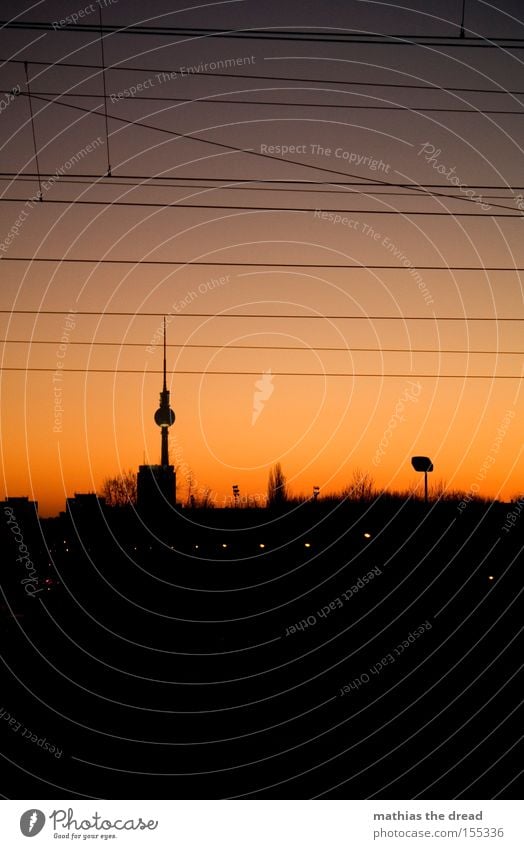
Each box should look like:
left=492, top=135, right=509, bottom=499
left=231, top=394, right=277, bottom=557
left=364, top=532, right=371, bottom=539
left=304, top=542, right=311, bottom=548
left=488, top=575, right=494, bottom=581
left=222, top=543, right=228, bottom=549
left=259, top=543, right=265, bottom=549
left=194, top=544, right=199, bottom=549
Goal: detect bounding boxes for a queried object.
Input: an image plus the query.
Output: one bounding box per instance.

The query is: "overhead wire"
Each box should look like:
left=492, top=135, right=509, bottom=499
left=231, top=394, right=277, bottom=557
left=0, top=340, right=521, bottom=354
left=3, top=21, right=524, bottom=47
left=1, top=258, right=524, bottom=270
left=4, top=57, right=524, bottom=97
left=0, top=367, right=520, bottom=378
left=0, top=310, right=519, bottom=320
left=1, top=196, right=521, bottom=215
left=6, top=89, right=524, bottom=115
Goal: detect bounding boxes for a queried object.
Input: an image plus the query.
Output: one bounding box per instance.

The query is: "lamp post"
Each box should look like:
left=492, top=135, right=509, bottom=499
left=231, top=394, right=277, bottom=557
left=313, top=486, right=320, bottom=501
left=411, top=456, right=434, bottom=504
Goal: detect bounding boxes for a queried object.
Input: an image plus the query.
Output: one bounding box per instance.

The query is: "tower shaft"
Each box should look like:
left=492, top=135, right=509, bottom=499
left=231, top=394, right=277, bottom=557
left=161, top=426, right=169, bottom=467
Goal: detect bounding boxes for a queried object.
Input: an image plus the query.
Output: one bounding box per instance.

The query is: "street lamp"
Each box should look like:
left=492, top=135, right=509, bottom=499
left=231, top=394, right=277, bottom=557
left=313, top=486, right=320, bottom=501
left=411, top=456, right=434, bottom=504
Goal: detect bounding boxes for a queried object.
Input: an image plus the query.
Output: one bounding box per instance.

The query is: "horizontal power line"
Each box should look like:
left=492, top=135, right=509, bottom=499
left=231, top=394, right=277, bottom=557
left=2, top=257, right=524, bottom=271
left=1, top=171, right=523, bottom=192
left=11, top=90, right=524, bottom=115
left=5, top=57, right=524, bottom=97
left=1, top=340, right=521, bottom=355
left=1, top=175, right=523, bottom=201
left=6, top=176, right=514, bottom=200
left=3, top=22, right=524, bottom=47
left=1, top=196, right=520, bottom=216
left=2, top=180, right=519, bottom=213
left=0, top=367, right=520, bottom=378
left=1, top=310, right=519, bottom=321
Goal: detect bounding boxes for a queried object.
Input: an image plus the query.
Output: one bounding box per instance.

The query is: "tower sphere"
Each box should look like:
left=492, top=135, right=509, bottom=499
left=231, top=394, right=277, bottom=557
left=155, top=407, right=175, bottom=427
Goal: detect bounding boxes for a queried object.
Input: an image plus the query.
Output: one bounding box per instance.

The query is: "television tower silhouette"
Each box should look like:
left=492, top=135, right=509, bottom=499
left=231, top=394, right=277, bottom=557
left=137, top=317, right=177, bottom=512
left=154, top=317, right=175, bottom=465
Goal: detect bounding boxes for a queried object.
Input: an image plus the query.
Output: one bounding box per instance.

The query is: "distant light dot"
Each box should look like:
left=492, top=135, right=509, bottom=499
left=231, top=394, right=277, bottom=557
left=364, top=533, right=371, bottom=539
left=222, top=543, right=228, bottom=548
left=488, top=575, right=494, bottom=580
left=259, top=543, right=265, bottom=549
left=304, top=542, right=311, bottom=548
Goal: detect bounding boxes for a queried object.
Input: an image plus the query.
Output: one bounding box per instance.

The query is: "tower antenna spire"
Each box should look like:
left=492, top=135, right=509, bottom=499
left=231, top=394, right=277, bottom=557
left=163, top=315, right=167, bottom=392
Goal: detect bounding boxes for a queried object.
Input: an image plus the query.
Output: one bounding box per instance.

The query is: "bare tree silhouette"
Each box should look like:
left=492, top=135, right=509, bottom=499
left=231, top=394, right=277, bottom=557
left=101, top=469, right=137, bottom=506
left=267, top=463, right=288, bottom=508
left=342, top=467, right=376, bottom=502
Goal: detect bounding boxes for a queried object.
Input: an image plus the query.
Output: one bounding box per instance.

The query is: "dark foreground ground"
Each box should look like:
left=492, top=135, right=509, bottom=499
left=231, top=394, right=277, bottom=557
left=1, top=498, right=522, bottom=799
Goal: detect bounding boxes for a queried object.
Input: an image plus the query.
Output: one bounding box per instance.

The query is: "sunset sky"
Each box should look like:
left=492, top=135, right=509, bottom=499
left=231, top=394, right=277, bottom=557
left=0, top=0, right=523, bottom=516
